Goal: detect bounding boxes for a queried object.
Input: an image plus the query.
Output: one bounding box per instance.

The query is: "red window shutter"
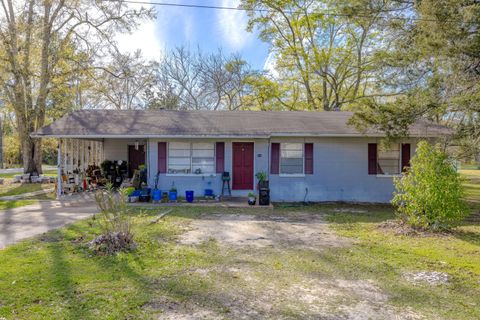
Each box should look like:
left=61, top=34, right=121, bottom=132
left=401, top=143, right=411, bottom=172
left=271, top=143, right=280, bottom=174
left=304, top=143, right=314, bottom=174
left=158, top=142, right=167, bottom=173
left=216, top=142, right=225, bottom=173
left=368, top=143, right=377, bottom=175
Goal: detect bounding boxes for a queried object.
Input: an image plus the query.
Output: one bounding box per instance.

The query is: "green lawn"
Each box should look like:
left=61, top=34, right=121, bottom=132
left=0, top=200, right=36, bottom=210
left=0, top=183, right=53, bottom=197
left=460, top=163, right=480, bottom=170
left=325, top=206, right=480, bottom=319
left=460, top=169, right=480, bottom=212
left=0, top=172, right=20, bottom=179
left=0, top=181, right=55, bottom=209
left=0, top=173, right=478, bottom=319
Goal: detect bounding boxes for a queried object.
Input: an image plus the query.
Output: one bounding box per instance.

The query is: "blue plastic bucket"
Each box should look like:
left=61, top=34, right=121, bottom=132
left=185, top=190, right=194, bottom=203
left=152, top=189, right=162, bottom=201
left=204, top=189, right=214, bottom=197
left=169, top=191, right=177, bottom=201
left=131, top=190, right=142, bottom=197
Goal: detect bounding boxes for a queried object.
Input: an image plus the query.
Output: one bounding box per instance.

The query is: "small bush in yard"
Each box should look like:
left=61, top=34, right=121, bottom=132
left=392, top=141, right=468, bottom=230
left=91, top=184, right=136, bottom=254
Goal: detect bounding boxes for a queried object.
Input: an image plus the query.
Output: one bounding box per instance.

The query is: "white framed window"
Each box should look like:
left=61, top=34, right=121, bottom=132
left=168, top=142, right=215, bottom=174
left=280, top=143, right=304, bottom=175
left=168, top=142, right=191, bottom=174
left=192, top=142, right=215, bottom=174
left=377, top=144, right=400, bottom=175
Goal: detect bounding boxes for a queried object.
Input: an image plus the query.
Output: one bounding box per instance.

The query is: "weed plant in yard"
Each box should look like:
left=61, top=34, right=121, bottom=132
left=91, top=186, right=136, bottom=255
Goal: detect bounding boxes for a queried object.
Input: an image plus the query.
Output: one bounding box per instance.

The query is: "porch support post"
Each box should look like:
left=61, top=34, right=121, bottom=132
left=73, top=139, right=77, bottom=171
left=57, top=139, right=63, bottom=199
left=75, top=139, right=79, bottom=169
left=63, top=138, right=67, bottom=172
left=97, top=141, right=100, bottom=165
left=69, top=139, right=74, bottom=173
left=80, top=140, right=85, bottom=171
left=93, top=141, right=98, bottom=165
left=86, top=141, right=90, bottom=167
left=91, top=141, right=95, bottom=166
left=100, top=140, right=104, bottom=163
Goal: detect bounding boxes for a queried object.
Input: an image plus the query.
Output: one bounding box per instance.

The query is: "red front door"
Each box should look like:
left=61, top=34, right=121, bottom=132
left=232, top=142, right=254, bottom=190
left=128, top=145, right=146, bottom=178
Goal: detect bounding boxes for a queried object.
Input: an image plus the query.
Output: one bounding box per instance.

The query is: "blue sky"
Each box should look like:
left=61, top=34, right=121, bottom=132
left=116, top=0, right=271, bottom=70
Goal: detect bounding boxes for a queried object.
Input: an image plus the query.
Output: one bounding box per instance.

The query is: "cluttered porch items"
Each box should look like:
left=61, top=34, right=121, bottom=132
left=58, top=160, right=146, bottom=195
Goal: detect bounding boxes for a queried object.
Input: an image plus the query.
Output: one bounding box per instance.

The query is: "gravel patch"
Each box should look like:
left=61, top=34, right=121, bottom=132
left=404, top=271, right=449, bottom=285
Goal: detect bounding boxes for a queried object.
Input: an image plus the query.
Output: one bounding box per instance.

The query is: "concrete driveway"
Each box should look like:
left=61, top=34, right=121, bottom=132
left=0, top=194, right=97, bottom=249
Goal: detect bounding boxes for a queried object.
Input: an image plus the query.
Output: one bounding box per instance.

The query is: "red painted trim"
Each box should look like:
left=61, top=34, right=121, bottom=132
left=216, top=142, right=225, bottom=173
left=401, top=143, right=411, bottom=172
left=368, top=143, right=377, bottom=175
left=158, top=142, right=167, bottom=173
left=304, top=143, right=314, bottom=174
left=271, top=143, right=280, bottom=174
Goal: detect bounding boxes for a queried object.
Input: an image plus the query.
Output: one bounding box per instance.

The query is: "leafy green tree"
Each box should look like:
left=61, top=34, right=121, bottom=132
left=0, top=0, right=152, bottom=173
left=242, top=73, right=300, bottom=110
left=392, top=141, right=468, bottom=230
left=350, top=0, right=480, bottom=158
left=242, top=0, right=390, bottom=110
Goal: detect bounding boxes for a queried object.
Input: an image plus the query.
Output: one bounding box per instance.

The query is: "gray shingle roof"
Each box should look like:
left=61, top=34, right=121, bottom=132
left=32, top=110, right=451, bottom=138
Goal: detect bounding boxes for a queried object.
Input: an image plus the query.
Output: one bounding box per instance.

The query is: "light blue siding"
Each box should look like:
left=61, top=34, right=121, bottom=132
left=269, top=137, right=416, bottom=203
left=103, top=137, right=417, bottom=203
left=145, top=139, right=267, bottom=198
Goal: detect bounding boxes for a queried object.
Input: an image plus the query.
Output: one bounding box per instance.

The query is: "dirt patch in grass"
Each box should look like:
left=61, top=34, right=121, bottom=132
left=180, top=212, right=351, bottom=250
left=147, top=262, right=422, bottom=320
left=377, top=219, right=452, bottom=237
left=169, top=211, right=425, bottom=319
left=143, top=296, right=221, bottom=320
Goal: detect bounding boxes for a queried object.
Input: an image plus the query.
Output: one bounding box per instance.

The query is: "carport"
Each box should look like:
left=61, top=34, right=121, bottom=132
left=55, top=138, right=104, bottom=199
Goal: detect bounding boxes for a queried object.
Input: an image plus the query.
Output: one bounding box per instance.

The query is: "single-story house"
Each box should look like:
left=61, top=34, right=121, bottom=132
left=32, top=110, right=450, bottom=203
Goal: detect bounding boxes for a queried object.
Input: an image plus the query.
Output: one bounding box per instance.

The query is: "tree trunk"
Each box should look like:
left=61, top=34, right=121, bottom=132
left=322, top=65, right=329, bottom=111
left=20, top=135, right=43, bottom=174
left=17, top=118, right=42, bottom=174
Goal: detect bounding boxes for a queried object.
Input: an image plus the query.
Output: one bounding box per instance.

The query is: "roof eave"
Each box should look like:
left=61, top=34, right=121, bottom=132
left=30, top=132, right=449, bottom=139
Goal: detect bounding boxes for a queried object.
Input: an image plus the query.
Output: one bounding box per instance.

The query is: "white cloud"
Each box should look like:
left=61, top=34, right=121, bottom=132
left=263, top=51, right=279, bottom=77
left=116, top=2, right=163, bottom=61
left=216, top=0, right=254, bottom=50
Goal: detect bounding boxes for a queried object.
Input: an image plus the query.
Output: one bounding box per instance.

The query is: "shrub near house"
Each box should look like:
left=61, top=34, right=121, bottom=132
left=392, top=141, right=468, bottom=230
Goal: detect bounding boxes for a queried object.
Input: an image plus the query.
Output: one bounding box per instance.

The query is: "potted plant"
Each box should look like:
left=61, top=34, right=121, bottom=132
left=169, top=183, right=178, bottom=202
left=247, top=192, right=256, bottom=206
left=255, top=171, right=269, bottom=189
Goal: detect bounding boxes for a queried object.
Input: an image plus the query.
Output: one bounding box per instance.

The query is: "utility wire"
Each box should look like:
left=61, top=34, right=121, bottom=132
left=102, top=0, right=474, bottom=24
